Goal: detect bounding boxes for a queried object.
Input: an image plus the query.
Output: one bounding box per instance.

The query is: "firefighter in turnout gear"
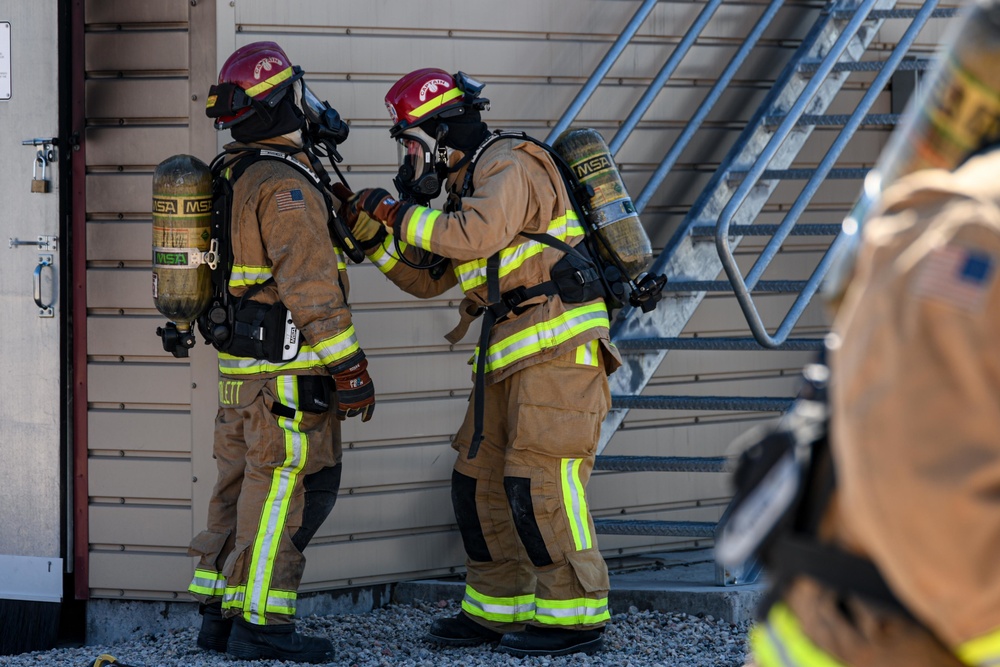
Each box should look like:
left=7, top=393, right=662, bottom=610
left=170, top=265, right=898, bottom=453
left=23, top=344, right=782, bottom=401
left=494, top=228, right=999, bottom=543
left=342, top=68, right=620, bottom=657
left=733, top=1, right=1000, bottom=663
left=185, top=42, right=374, bottom=664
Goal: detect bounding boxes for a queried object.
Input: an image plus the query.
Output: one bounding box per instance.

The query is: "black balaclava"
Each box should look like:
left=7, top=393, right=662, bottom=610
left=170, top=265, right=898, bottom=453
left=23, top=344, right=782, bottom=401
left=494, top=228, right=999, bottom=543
left=231, top=93, right=304, bottom=144
left=425, top=107, right=490, bottom=155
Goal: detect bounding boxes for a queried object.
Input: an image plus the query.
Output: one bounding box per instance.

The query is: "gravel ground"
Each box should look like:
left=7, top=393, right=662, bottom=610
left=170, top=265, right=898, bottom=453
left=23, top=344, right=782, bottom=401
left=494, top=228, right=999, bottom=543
left=4, top=599, right=751, bottom=667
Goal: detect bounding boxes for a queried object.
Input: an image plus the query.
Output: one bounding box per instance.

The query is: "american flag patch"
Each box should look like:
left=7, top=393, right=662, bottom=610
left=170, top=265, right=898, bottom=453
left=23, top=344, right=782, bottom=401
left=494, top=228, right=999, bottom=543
left=275, top=188, right=305, bottom=212
left=911, top=245, right=995, bottom=311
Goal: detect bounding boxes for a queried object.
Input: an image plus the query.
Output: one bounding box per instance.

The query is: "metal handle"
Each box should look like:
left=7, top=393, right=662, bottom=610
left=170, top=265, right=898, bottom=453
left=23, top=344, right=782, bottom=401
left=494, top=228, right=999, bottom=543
left=34, top=254, right=54, bottom=317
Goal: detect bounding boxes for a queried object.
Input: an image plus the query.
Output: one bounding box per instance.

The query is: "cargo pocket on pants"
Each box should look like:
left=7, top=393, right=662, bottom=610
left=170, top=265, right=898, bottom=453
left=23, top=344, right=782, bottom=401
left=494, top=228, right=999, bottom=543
left=188, top=529, right=230, bottom=562
left=565, top=549, right=610, bottom=595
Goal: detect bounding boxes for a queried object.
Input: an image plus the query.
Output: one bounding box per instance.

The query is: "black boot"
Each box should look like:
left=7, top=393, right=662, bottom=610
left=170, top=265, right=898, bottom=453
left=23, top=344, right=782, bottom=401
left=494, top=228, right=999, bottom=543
left=196, top=603, right=231, bottom=653
left=498, top=625, right=604, bottom=656
left=226, top=617, right=334, bottom=663
left=425, top=612, right=503, bottom=646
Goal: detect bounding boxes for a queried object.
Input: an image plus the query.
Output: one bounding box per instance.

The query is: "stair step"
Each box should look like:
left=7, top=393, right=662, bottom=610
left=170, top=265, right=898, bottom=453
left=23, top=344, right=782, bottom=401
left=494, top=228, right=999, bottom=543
left=764, top=112, right=900, bottom=127
left=614, top=337, right=826, bottom=351
left=690, top=223, right=842, bottom=238
left=727, top=167, right=870, bottom=183
left=799, top=59, right=930, bottom=74
left=595, top=455, right=729, bottom=473
left=611, top=395, right=793, bottom=412
left=594, top=519, right=717, bottom=539
left=830, top=6, right=957, bottom=19
left=662, top=280, right=807, bottom=293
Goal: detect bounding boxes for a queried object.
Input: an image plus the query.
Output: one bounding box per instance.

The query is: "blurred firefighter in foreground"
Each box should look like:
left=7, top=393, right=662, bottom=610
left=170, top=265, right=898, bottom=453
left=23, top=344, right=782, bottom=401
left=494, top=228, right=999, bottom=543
left=185, top=42, right=375, bottom=664
left=340, top=68, right=625, bottom=657
left=718, top=0, right=1000, bottom=664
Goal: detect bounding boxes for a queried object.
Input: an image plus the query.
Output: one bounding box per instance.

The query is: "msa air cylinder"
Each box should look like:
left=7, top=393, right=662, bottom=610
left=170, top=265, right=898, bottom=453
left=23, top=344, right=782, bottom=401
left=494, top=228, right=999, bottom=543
left=553, top=128, right=653, bottom=280
left=152, top=154, right=215, bottom=357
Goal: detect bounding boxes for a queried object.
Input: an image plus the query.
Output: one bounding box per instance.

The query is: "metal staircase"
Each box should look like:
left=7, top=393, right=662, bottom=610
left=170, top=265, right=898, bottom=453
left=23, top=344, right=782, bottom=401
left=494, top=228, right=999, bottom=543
left=550, top=0, right=955, bottom=583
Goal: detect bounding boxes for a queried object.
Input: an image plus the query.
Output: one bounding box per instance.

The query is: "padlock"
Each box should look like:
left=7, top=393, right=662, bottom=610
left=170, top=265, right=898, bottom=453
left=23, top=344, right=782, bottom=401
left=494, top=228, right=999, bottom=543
left=31, top=152, right=50, bottom=193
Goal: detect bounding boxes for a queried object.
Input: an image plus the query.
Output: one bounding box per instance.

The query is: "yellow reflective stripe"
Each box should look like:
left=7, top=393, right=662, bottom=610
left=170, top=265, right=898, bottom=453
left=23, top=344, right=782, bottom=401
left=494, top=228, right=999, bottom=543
left=369, top=235, right=402, bottom=274
left=223, top=584, right=245, bottom=610
left=534, top=595, right=609, bottom=626
left=751, top=602, right=848, bottom=667
left=560, top=458, right=592, bottom=551
left=230, top=264, right=273, bottom=288
left=959, top=627, right=1000, bottom=666
left=461, top=584, right=536, bottom=623
left=453, top=210, right=583, bottom=291
left=312, top=325, right=360, bottom=367
left=218, top=341, right=320, bottom=375
left=409, top=87, right=463, bottom=121
left=244, top=65, right=294, bottom=98
left=404, top=206, right=440, bottom=251
left=333, top=246, right=347, bottom=271
left=188, top=568, right=226, bottom=597
left=574, top=339, right=599, bottom=367
left=242, top=376, right=307, bottom=624
left=478, top=302, right=609, bottom=374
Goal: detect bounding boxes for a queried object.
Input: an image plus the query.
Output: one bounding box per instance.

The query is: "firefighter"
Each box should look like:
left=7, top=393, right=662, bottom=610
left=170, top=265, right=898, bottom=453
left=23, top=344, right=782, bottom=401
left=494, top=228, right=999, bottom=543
left=739, top=1, right=1000, bottom=661
left=341, top=68, right=620, bottom=657
left=185, top=42, right=375, bottom=664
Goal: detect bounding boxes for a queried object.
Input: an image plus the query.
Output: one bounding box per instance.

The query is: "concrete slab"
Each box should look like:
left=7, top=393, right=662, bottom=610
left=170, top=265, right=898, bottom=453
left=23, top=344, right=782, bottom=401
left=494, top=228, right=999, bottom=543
left=393, top=548, right=767, bottom=624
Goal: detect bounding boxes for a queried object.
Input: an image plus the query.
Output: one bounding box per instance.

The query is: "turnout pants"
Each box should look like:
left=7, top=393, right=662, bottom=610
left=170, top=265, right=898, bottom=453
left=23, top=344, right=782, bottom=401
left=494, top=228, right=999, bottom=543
left=452, top=343, right=612, bottom=633
left=188, top=374, right=342, bottom=625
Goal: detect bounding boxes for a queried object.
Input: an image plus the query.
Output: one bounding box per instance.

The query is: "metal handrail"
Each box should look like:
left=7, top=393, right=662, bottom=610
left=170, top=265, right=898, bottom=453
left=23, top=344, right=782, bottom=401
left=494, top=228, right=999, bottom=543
left=634, top=0, right=785, bottom=213
left=715, top=0, right=940, bottom=347
left=545, top=0, right=660, bottom=144
left=608, top=0, right=725, bottom=155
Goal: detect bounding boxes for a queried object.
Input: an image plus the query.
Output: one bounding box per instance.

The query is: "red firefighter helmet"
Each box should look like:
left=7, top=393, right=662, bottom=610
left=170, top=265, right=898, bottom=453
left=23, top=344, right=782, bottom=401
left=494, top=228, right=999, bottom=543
left=384, top=68, right=488, bottom=138
left=207, top=41, right=304, bottom=129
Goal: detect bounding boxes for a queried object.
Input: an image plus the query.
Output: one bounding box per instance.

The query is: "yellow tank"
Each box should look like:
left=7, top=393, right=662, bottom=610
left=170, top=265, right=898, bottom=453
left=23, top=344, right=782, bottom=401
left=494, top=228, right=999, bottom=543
left=152, top=154, right=214, bottom=340
left=553, top=128, right=653, bottom=279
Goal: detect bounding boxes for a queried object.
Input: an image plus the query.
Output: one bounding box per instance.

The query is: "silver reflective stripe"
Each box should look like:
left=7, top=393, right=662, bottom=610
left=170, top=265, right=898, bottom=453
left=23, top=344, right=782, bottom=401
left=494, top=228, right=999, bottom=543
left=230, top=265, right=273, bottom=288
left=463, top=592, right=536, bottom=618
left=246, top=376, right=304, bottom=623
left=563, top=459, right=592, bottom=550
left=535, top=601, right=608, bottom=619
left=482, top=304, right=608, bottom=372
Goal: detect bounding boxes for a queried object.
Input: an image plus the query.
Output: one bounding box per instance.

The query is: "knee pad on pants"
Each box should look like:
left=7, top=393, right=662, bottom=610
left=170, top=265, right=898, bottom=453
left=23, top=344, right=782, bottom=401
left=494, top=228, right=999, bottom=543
left=452, top=470, right=492, bottom=562
left=504, top=476, right=554, bottom=567
left=292, top=463, right=342, bottom=552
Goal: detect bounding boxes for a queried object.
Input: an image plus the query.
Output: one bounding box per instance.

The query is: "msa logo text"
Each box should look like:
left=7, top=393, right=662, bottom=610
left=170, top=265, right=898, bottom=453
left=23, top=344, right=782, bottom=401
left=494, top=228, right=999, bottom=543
left=155, top=251, right=189, bottom=266
left=153, top=197, right=212, bottom=216
left=573, top=156, right=612, bottom=179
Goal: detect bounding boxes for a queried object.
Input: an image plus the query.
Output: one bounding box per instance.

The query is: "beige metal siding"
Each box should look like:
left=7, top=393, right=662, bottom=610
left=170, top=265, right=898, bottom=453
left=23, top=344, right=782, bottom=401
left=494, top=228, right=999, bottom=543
left=83, top=0, right=950, bottom=599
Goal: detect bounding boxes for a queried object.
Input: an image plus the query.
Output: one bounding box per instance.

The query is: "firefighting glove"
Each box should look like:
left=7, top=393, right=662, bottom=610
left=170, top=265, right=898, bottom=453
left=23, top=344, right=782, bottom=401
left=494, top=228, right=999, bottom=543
left=355, top=187, right=410, bottom=229
left=332, top=357, right=375, bottom=422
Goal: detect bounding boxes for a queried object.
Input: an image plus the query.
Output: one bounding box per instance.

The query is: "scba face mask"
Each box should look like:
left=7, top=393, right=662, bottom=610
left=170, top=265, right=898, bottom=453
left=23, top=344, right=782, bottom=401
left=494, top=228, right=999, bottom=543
left=393, top=126, right=448, bottom=203
left=294, top=79, right=350, bottom=153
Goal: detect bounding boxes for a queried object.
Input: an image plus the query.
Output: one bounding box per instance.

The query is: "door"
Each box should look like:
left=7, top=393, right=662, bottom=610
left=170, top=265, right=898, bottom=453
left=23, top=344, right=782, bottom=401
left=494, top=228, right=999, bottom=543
left=0, top=0, right=66, bottom=618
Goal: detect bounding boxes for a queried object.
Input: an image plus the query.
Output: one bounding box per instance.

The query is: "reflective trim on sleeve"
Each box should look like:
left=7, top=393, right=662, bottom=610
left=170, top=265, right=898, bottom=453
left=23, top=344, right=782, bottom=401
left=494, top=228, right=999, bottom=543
left=560, top=458, right=593, bottom=551
left=533, top=595, right=609, bottom=626
left=311, top=325, right=361, bottom=367
left=453, top=210, right=583, bottom=292
left=229, top=264, right=273, bottom=289
left=369, top=235, right=404, bottom=274
left=958, top=627, right=1000, bottom=667
left=475, top=302, right=609, bottom=375
left=404, top=206, right=440, bottom=251
left=241, top=375, right=308, bottom=625
left=188, top=568, right=227, bottom=598
left=461, top=584, right=536, bottom=624
left=749, top=602, right=849, bottom=667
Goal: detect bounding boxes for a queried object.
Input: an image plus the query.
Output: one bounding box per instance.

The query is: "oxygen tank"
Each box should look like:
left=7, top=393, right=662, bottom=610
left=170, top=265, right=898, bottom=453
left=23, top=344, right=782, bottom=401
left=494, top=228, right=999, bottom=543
left=824, top=0, right=1000, bottom=304
left=553, top=128, right=653, bottom=279
left=152, top=154, right=215, bottom=357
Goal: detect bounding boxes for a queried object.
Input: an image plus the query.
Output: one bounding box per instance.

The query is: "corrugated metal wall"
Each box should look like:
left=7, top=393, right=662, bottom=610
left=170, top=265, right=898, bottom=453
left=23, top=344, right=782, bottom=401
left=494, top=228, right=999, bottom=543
left=82, top=0, right=948, bottom=599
